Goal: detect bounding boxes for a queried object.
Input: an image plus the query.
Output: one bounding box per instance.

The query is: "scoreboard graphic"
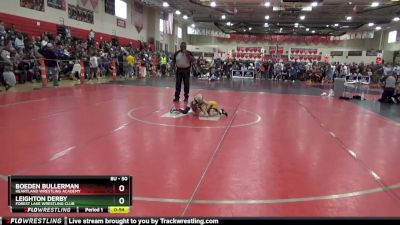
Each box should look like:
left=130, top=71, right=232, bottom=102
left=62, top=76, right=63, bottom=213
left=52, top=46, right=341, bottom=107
left=8, top=176, right=132, bottom=213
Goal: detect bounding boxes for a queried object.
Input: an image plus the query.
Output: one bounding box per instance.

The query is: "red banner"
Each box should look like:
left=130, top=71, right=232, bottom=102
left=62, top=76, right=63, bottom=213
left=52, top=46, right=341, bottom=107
left=269, top=46, right=276, bottom=55
left=90, top=0, right=99, bottom=9
left=376, top=53, right=383, bottom=64
left=277, top=47, right=284, bottom=55
left=236, top=46, right=261, bottom=53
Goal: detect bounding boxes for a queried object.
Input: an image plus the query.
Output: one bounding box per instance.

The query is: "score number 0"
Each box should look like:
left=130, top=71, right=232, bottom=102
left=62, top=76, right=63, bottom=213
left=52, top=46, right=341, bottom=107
left=110, top=177, right=128, bottom=205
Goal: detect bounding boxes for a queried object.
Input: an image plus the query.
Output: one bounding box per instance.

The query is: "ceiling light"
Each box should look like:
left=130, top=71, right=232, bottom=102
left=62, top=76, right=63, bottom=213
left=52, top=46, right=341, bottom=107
left=368, top=22, right=374, bottom=27
left=311, top=2, right=318, bottom=7
left=191, top=23, right=195, bottom=28
left=183, top=15, right=188, bottom=20
left=326, top=25, right=329, bottom=27
left=264, top=2, right=270, bottom=7
left=334, top=23, right=339, bottom=27
left=265, top=15, right=270, bottom=20
left=346, top=16, right=352, bottom=20
left=210, top=1, right=216, bottom=7
left=264, top=23, right=269, bottom=27
left=312, top=30, right=315, bottom=33
left=306, top=28, right=310, bottom=31
left=175, top=10, right=181, bottom=15
left=394, top=17, right=400, bottom=21
left=348, top=1, right=352, bottom=5
left=376, top=26, right=382, bottom=30
left=300, top=15, right=305, bottom=20
left=294, top=23, right=299, bottom=27
left=162, top=1, right=169, bottom=7
left=221, top=15, right=226, bottom=20
left=371, top=2, right=380, bottom=7
left=280, top=28, right=283, bottom=31
left=302, top=6, right=312, bottom=11
left=249, top=27, right=252, bottom=31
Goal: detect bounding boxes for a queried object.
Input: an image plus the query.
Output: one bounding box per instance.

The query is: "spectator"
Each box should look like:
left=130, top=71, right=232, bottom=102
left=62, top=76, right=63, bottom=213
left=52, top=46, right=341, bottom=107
left=88, top=29, right=95, bottom=44
left=127, top=53, right=135, bottom=78
left=89, top=52, right=99, bottom=80
left=14, top=33, right=25, bottom=51
left=160, top=53, right=167, bottom=76
left=38, top=43, right=59, bottom=87
left=8, top=24, right=16, bottom=41
left=71, top=60, right=81, bottom=80
left=123, top=55, right=130, bottom=79
left=0, top=49, right=16, bottom=90
left=392, top=83, right=400, bottom=104
left=0, top=20, right=6, bottom=46
left=383, top=63, right=393, bottom=76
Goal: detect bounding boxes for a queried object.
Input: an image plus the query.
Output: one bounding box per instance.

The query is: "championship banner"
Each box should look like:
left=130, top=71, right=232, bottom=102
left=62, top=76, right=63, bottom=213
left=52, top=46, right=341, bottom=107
left=47, top=0, right=66, bottom=11
left=77, top=0, right=98, bottom=13
left=68, top=4, right=94, bottom=24
left=105, top=0, right=115, bottom=15
left=133, top=0, right=144, bottom=33
left=163, top=13, right=174, bottom=35
left=20, top=0, right=45, bottom=12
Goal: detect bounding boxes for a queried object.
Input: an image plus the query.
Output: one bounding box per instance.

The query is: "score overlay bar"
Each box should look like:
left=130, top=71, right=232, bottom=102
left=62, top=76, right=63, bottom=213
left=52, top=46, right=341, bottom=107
left=8, top=176, right=132, bottom=213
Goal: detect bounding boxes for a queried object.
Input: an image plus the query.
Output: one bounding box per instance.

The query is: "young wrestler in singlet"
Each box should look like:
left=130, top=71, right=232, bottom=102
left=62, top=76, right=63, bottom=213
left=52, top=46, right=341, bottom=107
left=189, top=94, right=228, bottom=117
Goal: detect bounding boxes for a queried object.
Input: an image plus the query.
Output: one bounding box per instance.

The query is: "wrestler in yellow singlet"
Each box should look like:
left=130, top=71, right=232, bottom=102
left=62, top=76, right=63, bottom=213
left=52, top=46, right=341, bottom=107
left=190, top=94, right=227, bottom=117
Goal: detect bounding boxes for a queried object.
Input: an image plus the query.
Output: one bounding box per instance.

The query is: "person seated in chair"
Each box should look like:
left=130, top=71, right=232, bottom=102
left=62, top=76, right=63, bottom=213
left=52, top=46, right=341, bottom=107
left=391, top=83, right=400, bottom=104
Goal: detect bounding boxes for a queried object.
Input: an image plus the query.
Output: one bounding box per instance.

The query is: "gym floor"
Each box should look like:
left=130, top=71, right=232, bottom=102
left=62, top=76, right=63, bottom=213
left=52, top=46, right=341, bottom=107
left=1, top=78, right=400, bottom=216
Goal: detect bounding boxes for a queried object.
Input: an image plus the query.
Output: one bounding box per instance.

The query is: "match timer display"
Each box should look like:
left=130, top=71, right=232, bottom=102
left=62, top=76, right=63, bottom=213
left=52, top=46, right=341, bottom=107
left=8, top=176, right=132, bottom=213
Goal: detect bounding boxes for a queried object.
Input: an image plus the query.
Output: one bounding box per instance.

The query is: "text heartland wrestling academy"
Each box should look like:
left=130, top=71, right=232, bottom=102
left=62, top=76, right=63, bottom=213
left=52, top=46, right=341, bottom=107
left=14, top=184, right=81, bottom=194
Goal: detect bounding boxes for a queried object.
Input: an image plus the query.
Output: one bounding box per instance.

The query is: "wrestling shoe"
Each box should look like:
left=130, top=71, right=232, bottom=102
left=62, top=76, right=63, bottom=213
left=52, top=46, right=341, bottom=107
left=220, top=109, right=228, bottom=117
left=180, top=107, right=191, bottom=114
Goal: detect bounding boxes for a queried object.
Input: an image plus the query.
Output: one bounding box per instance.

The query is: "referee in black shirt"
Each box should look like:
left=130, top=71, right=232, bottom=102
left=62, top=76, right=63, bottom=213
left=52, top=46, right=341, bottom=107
left=173, top=42, right=194, bottom=102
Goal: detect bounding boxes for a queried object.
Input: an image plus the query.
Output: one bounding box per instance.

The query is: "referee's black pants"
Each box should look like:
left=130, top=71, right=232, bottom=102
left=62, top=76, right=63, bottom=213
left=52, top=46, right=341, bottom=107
left=175, top=67, right=190, bottom=100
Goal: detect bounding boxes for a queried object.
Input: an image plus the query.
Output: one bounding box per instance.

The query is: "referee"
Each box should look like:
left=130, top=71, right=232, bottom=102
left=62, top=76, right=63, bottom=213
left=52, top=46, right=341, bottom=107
left=173, top=42, right=194, bottom=102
